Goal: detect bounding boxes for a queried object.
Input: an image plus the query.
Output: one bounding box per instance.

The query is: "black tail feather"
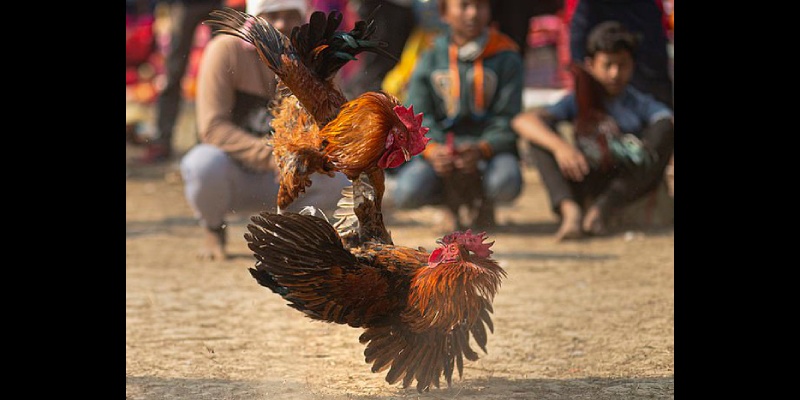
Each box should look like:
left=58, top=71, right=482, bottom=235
left=206, top=6, right=397, bottom=93
left=205, top=7, right=293, bottom=72
left=289, top=9, right=396, bottom=81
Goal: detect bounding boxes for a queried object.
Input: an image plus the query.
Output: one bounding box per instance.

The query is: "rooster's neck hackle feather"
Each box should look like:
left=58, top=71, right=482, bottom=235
left=572, top=62, right=609, bottom=135
left=406, top=254, right=504, bottom=332
left=320, top=91, right=401, bottom=176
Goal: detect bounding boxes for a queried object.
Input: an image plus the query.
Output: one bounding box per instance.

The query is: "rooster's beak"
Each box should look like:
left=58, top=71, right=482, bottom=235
left=402, top=147, right=411, bottom=161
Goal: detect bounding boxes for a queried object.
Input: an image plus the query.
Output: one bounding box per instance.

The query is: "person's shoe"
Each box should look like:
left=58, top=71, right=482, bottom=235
left=138, top=142, right=172, bottom=165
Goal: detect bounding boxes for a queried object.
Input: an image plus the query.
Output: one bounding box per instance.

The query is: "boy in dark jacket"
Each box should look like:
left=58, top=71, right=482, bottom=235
left=390, top=0, right=524, bottom=230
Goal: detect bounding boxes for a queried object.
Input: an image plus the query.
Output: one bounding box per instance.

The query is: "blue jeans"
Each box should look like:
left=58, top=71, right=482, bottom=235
left=391, top=153, right=523, bottom=209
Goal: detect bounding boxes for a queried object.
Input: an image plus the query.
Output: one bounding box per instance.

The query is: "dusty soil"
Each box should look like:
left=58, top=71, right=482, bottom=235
left=125, top=125, right=674, bottom=399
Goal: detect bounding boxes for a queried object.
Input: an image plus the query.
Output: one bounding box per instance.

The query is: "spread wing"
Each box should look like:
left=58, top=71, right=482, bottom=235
left=244, top=211, right=403, bottom=327
left=206, top=7, right=395, bottom=127
left=206, top=7, right=344, bottom=126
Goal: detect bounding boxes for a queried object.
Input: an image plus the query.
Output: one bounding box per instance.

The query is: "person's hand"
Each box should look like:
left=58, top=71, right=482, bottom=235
left=426, top=145, right=455, bottom=176
left=553, top=143, right=590, bottom=182
left=453, top=143, right=481, bottom=174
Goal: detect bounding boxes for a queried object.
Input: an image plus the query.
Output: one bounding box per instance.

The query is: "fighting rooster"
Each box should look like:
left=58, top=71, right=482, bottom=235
left=571, top=62, right=652, bottom=170
left=440, top=131, right=487, bottom=231
left=205, top=8, right=430, bottom=212
left=243, top=184, right=506, bottom=392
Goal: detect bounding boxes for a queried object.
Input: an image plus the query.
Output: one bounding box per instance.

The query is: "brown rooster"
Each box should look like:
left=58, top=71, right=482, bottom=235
left=571, top=62, right=621, bottom=172
left=571, top=62, right=653, bottom=171
left=243, top=183, right=506, bottom=392
left=441, top=131, right=487, bottom=231
left=205, top=8, right=430, bottom=212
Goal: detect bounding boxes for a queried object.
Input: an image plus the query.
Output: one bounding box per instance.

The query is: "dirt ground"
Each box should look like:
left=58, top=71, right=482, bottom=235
left=125, top=115, right=674, bottom=399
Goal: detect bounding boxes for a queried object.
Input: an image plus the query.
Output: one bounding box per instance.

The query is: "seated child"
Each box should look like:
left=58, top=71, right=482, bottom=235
left=390, top=0, right=524, bottom=231
left=511, top=20, right=674, bottom=241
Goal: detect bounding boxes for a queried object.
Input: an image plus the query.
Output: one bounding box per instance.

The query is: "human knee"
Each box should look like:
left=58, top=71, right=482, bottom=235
left=181, top=145, right=229, bottom=179
left=484, top=154, right=523, bottom=203
left=391, top=176, right=438, bottom=209
left=180, top=144, right=232, bottom=202
left=486, top=181, right=522, bottom=203
left=391, top=187, right=422, bottom=209
left=487, top=178, right=522, bottom=203
left=303, top=173, right=351, bottom=211
left=389, top=160, right=439, bottom=209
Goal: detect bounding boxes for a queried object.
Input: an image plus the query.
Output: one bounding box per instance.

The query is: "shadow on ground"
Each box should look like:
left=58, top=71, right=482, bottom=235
left=126, top=217, right=199, bottom=239
left=126, top=375, right=674, bottom=399
left=496, top=251, right=617, bottom=261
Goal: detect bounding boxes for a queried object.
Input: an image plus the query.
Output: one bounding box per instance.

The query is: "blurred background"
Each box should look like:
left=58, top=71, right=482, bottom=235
left=126, top=0, right=674, bottom=164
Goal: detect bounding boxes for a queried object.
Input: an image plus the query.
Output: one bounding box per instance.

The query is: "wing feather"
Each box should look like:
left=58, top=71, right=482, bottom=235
left=244, top=212, right=397, bottom=327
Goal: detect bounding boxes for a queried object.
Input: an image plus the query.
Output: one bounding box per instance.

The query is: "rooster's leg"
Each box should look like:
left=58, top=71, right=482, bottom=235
left=366, top=169, right=386, bottom=212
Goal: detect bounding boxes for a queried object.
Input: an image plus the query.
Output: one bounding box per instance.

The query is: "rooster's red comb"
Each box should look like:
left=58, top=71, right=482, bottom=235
left=394, top=104, right=423, bottom=131
left=394, top=105, right=430, bottom=150
left=440, top=229, right=494, bottom=258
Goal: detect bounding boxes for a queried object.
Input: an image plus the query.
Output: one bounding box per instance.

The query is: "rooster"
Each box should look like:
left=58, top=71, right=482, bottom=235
left=205, top=8, right=430, bottom=212
left=571, top=62, right=652, bottom=171
left=441, top=131, right=487, bottom=231
left=243, top=181, right=506, bottom=392
left=571, top=62, right=619, bottom=172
